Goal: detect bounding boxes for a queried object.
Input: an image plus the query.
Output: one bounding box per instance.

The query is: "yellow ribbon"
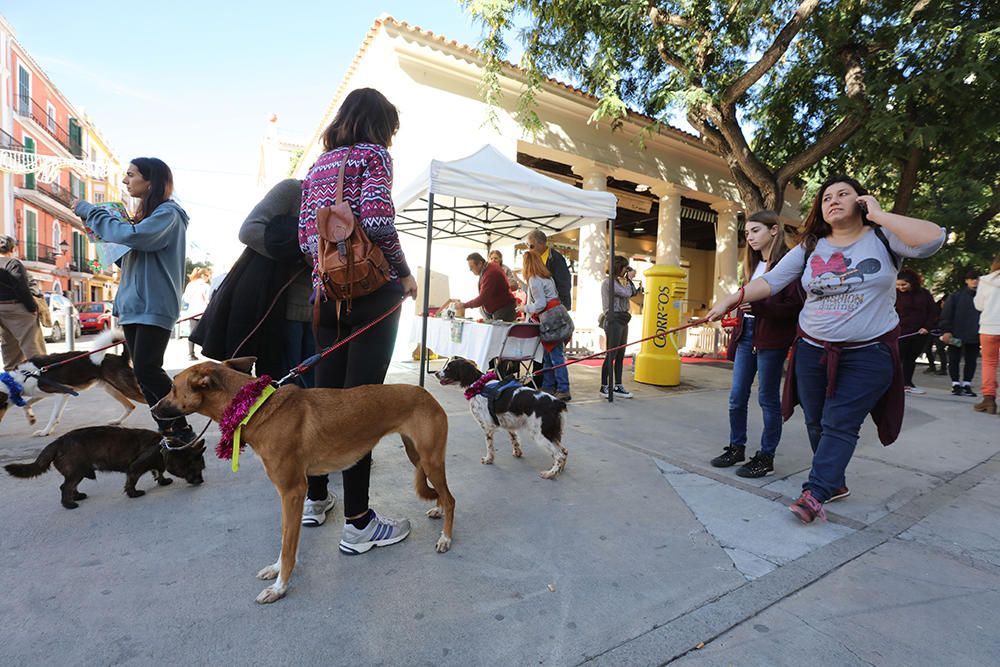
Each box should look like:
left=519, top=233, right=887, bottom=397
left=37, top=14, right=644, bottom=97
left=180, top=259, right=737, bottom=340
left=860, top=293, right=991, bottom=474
left=231, top=384, right=276, bottom=473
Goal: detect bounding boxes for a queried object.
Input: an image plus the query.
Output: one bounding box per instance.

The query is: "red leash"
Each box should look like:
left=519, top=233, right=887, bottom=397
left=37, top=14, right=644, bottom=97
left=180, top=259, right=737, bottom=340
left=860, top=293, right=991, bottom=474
left=36, top=310, right=208, bottom=373
left=275, top=298, right=405, bottom=385
left=532, top=316, right=711, bottom=377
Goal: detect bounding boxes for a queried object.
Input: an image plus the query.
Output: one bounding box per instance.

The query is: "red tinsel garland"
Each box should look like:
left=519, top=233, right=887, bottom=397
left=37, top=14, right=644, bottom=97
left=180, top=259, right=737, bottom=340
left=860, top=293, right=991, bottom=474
left=215, top=374, right=273, bottom=460
left=464, top=370, right=498, bottom=401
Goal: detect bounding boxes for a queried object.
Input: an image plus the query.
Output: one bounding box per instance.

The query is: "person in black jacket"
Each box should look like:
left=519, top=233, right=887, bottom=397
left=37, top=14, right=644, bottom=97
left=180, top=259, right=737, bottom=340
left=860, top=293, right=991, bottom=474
left=940, top=269, right=982, bottom=397
left=526, top=230, right=572, bottom=309
left=525, top=230, right=573, bottom=393
left=0, top=235, right=46, bottom=369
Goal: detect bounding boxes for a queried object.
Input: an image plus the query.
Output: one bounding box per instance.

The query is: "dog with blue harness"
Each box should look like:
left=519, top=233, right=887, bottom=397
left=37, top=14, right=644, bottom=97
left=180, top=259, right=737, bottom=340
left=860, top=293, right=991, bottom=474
left=436, top=356, right=569, bottom=479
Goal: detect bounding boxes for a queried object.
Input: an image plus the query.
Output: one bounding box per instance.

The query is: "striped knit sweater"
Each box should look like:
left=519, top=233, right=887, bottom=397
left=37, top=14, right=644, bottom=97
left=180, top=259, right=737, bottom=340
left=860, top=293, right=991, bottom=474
left=298, top=143, right=411, bottom=291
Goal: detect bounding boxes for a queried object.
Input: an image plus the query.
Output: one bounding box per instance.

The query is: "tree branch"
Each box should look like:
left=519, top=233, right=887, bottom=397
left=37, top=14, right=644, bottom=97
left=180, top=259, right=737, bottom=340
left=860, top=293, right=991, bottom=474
left=722, top=0, right=821, bottom=104
left=647, top=4, right=691, bottom=29
left=776, top=48, right=868, bottom=187
left=704, top=103, right=777, bottom=195
left=656, top=39, right=688, bottom=73
left=892, top=146, right=922, bottom=214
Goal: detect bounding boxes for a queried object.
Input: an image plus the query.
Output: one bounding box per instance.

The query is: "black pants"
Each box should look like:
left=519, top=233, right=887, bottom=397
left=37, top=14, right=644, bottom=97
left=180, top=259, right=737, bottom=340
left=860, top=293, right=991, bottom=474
left=948, top=342, right=980, bottom=383
left=306, top=285, right=403, bottom=517
left=601, top=315, right=630, bottom=386
left=924, top=336, right=947, bottom=372
left=485, top=302, right=516, bottom=322
left=123, top=324, right=190, bottom=433
left=899, top=333, right=928, bottom=387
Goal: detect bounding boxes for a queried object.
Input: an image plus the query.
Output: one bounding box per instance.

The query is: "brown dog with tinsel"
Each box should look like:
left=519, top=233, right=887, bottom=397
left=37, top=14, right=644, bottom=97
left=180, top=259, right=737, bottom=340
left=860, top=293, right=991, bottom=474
left=151, top=357, right=454, bottom=604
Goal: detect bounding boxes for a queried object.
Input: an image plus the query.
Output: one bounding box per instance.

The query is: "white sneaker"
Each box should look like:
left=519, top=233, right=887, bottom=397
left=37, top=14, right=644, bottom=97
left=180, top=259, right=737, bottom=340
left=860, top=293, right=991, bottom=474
left=905, top=386, right=927, bottom=395
left=339, top=509, right=410, bottom=554
left=301, top=494, right=337, bottom=527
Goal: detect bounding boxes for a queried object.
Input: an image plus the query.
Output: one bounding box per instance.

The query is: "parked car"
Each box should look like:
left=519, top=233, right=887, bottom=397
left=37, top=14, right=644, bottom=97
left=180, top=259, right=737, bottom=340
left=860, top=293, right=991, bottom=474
left=41, top=293, right=82, bottom=342
left=77, top=301, right=114, bottom=333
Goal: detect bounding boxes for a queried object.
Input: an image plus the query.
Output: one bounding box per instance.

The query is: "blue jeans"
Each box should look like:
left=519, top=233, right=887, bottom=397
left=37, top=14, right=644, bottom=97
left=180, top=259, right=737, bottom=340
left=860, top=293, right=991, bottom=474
left=795, top=340, right=893, bottom=502
left=728, top=317, right=787, bottom=455
left=542, top=343, right=570, bottom=393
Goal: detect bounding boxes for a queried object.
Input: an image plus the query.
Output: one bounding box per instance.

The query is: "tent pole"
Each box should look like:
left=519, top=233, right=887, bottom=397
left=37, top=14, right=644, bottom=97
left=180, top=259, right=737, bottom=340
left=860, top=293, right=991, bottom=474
left=608, top=218, right=615, bottom=403
left=419, top=193, right=435, bottom=387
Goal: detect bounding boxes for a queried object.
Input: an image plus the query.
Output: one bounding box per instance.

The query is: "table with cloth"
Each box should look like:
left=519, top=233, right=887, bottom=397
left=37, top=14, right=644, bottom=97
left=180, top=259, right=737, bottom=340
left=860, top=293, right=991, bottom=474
left=409, top=317, right=543, bottom=370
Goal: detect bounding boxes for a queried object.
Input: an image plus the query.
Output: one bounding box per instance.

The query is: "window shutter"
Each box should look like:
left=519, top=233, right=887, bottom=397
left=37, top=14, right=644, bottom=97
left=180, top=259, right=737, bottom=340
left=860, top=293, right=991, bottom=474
left=24, top=137, right=35, bottom=189
left=68, top=118, right=82, bottom=157
left=25, top=211, right=37, bottom=261
left=17, top=66, right=30, bottom=115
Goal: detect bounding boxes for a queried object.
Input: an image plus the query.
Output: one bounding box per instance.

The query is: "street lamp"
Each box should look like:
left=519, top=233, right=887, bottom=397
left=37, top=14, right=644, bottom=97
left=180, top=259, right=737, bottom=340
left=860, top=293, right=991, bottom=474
left=58, top=239, right=69, bottom=256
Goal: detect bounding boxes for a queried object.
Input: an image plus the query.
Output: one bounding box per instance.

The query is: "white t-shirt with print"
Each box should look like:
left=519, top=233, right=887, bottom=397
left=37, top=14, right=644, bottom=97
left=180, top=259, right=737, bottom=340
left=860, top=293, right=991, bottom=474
left=762, top=227, right=945, bottom=342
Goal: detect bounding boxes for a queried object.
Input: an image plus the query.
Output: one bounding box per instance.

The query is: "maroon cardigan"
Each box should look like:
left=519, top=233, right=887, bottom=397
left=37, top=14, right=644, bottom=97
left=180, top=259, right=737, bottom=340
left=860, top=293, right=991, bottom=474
left=781, top=326, right=904, bottom=446
left=726, top=282, right=805, bottom=361
left=464, top=262, right=515, bottom=314
left=895, top=288, right=938, bottom=336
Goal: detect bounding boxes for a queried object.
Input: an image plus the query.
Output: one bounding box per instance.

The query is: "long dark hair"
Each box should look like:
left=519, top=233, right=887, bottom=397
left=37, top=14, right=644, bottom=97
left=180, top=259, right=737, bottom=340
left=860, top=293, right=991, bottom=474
left=131, top=157, right=173, bottom=222
left=896, top=268, right=922, bottom=290
left=742, top=210, right=789, bottom=282
left=606, top=254, right=629, bottom=277
left=799, top=175, right=872, bottom=255
left=322, top=88, right=399, bottom=150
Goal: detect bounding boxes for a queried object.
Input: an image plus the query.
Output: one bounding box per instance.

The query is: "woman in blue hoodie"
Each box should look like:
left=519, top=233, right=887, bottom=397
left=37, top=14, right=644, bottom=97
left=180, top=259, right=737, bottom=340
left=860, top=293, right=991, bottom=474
left=73, top=158, right=193, bottom=439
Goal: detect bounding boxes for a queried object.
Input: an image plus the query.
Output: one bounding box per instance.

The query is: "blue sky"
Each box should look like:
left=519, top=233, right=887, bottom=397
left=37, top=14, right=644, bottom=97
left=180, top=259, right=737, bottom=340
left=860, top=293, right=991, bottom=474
left=4, top=1, right=487, bottom=266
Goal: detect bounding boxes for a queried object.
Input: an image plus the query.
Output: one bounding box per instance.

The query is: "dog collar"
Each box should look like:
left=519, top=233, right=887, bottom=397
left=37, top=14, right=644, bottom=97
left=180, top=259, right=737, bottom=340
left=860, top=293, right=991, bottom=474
left=217, top=375, right=275, bottom=472
left=0, top=372, right=27, bottom=407
left=464, top=371, right=498, bottom=400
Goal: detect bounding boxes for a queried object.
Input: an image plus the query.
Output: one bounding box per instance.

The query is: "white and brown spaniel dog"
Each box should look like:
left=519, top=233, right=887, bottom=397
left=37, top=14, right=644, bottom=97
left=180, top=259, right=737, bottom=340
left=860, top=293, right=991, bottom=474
left=436, top=357, right=568, bottom=479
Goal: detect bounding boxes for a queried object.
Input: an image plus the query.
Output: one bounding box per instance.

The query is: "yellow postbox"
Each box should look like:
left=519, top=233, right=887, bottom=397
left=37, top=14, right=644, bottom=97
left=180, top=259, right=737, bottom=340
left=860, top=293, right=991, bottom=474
left=634, top=265, right=688, bottom=386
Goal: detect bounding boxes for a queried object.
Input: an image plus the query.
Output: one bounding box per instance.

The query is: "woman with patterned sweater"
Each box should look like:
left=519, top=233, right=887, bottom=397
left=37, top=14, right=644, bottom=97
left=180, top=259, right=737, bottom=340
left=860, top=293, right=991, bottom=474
left=298, top=88, right=418, bottom=552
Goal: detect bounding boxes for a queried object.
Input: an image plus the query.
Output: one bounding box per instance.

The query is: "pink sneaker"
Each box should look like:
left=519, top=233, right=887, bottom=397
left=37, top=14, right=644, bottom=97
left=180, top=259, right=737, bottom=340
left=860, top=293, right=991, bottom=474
left=789, top=490, right=827, bottom=524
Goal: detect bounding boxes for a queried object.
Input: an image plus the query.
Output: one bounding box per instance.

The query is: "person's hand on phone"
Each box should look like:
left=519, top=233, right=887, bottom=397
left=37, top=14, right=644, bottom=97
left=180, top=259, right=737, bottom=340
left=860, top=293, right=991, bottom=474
left=856, top=195, right=882, bottom=217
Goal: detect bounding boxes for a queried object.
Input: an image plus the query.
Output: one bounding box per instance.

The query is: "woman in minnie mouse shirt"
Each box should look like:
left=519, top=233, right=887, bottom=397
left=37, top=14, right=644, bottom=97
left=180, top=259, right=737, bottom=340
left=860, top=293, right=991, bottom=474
left=706, top=176, right=945, bottom=524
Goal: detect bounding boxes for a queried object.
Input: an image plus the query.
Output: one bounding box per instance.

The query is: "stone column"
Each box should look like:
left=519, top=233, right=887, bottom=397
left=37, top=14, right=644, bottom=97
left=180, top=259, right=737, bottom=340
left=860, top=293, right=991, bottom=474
left=571, top=163, right=612, bottom=331
left=712, top=201, right=740, bottom=304
left=652, top=183, right=683, bottom=266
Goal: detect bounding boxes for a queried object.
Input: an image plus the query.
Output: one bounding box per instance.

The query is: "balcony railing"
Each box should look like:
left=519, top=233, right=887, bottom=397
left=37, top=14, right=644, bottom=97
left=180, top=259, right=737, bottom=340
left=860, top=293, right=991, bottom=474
left=32, top=179, right=75, bottom=210
left=25, top=243, right=59, bottom=265
left=1, top=128, right=24, bottom=151
left=13, top=95, right=83, bottom=157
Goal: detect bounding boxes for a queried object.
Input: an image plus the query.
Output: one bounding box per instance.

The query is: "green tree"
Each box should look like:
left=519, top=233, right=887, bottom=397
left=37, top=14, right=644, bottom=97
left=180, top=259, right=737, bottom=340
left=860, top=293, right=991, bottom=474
left=466, top=0, right=996, bottom=222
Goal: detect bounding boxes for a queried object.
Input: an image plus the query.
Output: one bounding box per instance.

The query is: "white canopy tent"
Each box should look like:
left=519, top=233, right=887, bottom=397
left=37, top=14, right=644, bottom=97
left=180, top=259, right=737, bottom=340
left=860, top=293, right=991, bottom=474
left=392, top=145, right=619, bottom=388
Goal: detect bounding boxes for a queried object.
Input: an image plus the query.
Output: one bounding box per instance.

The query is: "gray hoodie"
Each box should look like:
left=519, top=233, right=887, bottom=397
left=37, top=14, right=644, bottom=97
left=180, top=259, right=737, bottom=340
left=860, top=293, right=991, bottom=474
left=76, top=200, right=188, bottom=331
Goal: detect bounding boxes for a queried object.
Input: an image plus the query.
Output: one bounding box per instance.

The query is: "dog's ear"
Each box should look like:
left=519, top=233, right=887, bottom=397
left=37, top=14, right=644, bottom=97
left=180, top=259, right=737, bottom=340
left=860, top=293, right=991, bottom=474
left=191, top=372, right=215, bottom=390
left=223, top=357, right=257, bottom=374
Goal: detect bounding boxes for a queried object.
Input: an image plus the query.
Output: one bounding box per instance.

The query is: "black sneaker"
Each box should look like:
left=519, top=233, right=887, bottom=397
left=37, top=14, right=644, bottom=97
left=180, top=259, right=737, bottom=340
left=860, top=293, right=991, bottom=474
left=922, top=366, right=938, bottom=375
left=952, top=385, right=964, bottom=396
left=736, top=451, right=774, bottom=478
left=710, top=446, right=745, bottom=468
left=961, top=385, right=977, bottom=397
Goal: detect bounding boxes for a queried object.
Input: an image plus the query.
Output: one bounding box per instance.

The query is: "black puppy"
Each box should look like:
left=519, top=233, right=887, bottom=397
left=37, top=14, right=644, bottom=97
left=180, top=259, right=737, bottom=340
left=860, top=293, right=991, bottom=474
left=4, top=426, right=206, bottom=508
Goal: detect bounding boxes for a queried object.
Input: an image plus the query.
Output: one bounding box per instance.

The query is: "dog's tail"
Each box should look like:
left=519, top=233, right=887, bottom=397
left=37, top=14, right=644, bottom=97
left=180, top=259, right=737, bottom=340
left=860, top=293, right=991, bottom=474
left=401, top=434, right=438, bottom=501
left=89, top=328, right=126, bottom=366
left=4, top=438, right=61, bottom=478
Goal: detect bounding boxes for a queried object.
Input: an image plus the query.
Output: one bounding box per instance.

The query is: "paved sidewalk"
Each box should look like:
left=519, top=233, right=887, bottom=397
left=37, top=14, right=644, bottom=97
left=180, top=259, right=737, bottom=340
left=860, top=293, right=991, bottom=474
left=1, top=338, right=997, bottom=666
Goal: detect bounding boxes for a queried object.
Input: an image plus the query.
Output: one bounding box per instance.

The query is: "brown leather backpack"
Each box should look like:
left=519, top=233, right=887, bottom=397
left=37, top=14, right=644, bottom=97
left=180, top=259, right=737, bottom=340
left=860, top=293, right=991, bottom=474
left=314, top=147, right=391, bottom=310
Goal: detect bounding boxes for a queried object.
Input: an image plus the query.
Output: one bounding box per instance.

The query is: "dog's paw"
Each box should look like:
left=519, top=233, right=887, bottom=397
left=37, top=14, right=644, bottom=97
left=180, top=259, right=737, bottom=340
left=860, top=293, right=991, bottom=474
left=255, top=584, right=287, bottom=604
left=512, top=447, right=523, bottom=458
left=32, top=428, right=53, bottom=437
left=435, top=533, right=452, bottom=553
left=25, top=412, right=36, bottom=426
left=481, top=455, right=494, bottom=465
left=256, top=563, right=281, bottom=580
left=157, top=477, right=174, bottom=487
left=107, top=417, right=124, bottom=425
left=540, top=469, right=559, bottom=480
left=125, top=488, right=146, bottom=498
left=426, top=506, right=443, bottom=519
left=61, top=501, right=79, bottom=509
left=74, top=492, right=87, bottom=500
